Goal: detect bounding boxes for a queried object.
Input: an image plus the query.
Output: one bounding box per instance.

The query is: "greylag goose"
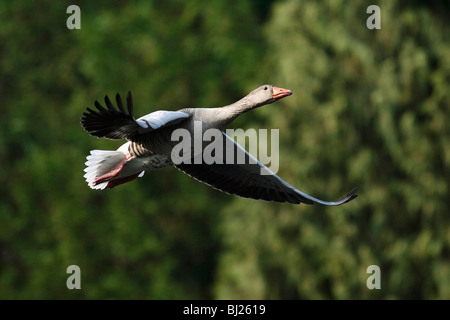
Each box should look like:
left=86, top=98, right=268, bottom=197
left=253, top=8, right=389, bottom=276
left=81, top=85, right=357, bottom=205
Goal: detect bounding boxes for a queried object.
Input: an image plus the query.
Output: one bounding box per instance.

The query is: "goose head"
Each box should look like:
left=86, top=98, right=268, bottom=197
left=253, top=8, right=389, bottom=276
left=245, top=84, right=292, bottom=108
left=216, top=84, right=293, bottom=123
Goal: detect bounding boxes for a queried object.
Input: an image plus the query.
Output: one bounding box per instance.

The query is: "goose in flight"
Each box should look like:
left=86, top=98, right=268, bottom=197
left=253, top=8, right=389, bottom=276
left=81, top=85, right=357, bottom=205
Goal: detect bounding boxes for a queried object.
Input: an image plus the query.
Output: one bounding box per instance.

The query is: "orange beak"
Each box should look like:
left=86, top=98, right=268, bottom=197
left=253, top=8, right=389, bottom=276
left=272, top=87, right=293, bottom=99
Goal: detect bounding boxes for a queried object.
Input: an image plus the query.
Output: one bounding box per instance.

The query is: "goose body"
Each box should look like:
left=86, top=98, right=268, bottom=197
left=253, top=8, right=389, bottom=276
left=81, top=85, right=357, bottom=205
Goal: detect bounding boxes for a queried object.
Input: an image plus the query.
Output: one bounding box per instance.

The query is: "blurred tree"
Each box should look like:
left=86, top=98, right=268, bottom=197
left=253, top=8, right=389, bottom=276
left=0, top=0, right=448, bottom=300
left=0, top=0, right=272, bottom=299
left=215, top=0, right=450, bottom=299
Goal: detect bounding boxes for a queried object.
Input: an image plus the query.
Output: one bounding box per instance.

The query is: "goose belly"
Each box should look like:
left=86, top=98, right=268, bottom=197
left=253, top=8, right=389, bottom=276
left=128, top=154, right=173, bottom=172
left=140, top=154, right=173, bottom=169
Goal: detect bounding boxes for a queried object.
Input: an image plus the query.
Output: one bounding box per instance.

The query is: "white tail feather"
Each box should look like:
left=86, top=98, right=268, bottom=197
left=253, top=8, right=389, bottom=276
left=83, top=149, right=128, bottom=190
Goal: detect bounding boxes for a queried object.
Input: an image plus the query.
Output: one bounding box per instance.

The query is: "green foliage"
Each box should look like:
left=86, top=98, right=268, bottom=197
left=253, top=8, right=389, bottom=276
left=0, top=0, right=448, bottom=299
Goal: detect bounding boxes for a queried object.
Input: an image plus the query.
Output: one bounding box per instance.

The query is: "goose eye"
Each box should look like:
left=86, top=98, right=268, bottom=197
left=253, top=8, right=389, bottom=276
left=264, top=86, right=268, bottom=90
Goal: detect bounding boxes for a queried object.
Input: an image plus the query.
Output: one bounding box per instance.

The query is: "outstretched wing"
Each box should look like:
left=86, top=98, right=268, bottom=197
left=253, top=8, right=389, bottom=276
left=81, top=91, right=189, bottom=140
left=175, top=132, right=357, bottom=205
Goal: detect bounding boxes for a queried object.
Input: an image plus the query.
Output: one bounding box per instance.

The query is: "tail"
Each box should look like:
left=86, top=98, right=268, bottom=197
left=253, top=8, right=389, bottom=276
left=83, top=148, right=144, bottom=190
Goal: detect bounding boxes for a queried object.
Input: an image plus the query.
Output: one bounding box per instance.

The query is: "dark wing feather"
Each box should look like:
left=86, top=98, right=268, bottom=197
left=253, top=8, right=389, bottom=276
left=175, top=133, right=357, bottom=205
left=81, top=91, right=138, bottom=140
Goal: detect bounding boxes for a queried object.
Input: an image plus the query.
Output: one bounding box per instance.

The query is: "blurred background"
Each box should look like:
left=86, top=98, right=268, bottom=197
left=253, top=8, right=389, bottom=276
left=0, top=0, right=449, bottom=299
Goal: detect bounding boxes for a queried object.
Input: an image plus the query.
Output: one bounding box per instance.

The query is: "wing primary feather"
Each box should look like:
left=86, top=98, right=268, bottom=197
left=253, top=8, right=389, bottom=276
left=116, top=93, right=125, bottom=113
left=104, top=95, right=115, bottom=111
left=84, top=107, right=96, bottom=115
left=126, top=91, right=134, bottom=118
left=94, top=100, right=107, bottom=113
